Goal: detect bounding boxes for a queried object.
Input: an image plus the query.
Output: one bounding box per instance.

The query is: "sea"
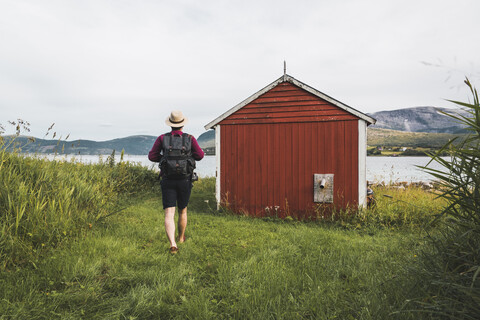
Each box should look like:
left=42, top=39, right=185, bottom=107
left=38, top=154, right=448, bottom=183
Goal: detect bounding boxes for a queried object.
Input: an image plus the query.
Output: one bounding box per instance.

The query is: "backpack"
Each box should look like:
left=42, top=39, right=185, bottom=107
left=160, top=133, right=196, bottom=179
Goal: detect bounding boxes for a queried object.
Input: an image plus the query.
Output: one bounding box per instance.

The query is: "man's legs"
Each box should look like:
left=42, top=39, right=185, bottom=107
left=165, top=207, right=177, bottom=248
left=162, top=179, right=191, bottom=249
left=177, top=207, right=187, bottom=243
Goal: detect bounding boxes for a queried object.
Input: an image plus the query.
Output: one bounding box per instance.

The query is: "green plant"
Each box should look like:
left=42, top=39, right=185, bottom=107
left=0, top=122, right=160, bottom=269
left=0, top=195, right=422, bottom=319
left=407, top=79, right=480, bottom=318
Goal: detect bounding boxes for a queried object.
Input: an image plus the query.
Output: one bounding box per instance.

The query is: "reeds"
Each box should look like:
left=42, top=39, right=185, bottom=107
left=0, top=131, right=159, bottom=269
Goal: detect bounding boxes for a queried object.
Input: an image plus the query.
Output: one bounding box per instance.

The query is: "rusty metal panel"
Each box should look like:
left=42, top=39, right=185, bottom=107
left=314, top=174, right=334, bottom=203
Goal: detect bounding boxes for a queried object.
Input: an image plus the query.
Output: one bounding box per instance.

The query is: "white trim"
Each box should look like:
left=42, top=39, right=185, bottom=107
left=204, top=74, right=376, bottom=130
left=288, top=77, right=376, bottom=124
left=204, top=77, right=284, bottom=130
left=215, top=125, right=221, bottom=210
left=358, top=120, right=367, bottom=208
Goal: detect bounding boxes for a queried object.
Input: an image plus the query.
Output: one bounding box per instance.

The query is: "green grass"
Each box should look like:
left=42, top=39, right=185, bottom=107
left=1, top=193, right=427, bottom=319
left=324, top=185, right=445, bottom=231
left=0, top=145, right=444, bottom=319
left=0, top=148, right=159, bottom=269
left=0, top=126, right=450, bottom=318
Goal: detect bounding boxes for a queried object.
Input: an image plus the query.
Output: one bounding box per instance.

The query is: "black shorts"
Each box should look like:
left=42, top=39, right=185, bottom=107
left=160, top=178, right=193, bottom=210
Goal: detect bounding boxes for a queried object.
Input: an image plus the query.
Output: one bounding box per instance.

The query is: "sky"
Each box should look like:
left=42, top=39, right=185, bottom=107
left=1, top=0, right=480, bottom=141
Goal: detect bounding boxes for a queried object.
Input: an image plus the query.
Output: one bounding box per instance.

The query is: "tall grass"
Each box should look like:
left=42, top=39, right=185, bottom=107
left=0, top=128, right=159, bottom=269
left=322, top=185, right=446, bottom=231
left=405, top=79, right=480, bottom=318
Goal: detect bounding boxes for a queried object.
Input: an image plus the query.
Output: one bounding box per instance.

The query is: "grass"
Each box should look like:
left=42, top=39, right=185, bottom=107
left=325, top=185, right=446, bottom=231
left=0, top=194, right=425, bottom=319
left=1, top=120, right=462, bottom=319
left=0, top=143, right=445, bottom=318
left=0, top=147, right=159, bottom=269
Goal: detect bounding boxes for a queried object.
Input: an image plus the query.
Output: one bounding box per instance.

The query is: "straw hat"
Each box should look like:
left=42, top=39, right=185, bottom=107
left=165, top=110, right=188, bottom=127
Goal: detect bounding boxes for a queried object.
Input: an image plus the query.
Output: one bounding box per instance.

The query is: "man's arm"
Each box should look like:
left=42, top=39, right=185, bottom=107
left=191, top=136, right=205, bottom=161
left=148, top=135, right=164, bottom=162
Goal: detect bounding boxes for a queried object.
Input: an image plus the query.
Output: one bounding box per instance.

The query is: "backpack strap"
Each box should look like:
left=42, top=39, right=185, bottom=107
left=168, top=133, right=174, bottom=152
left=181, top=133, right=187, bottom=154
left=162, top=133, right=172, bottom=152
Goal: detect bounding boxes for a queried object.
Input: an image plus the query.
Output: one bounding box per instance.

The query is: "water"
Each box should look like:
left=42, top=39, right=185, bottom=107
left=39, top=154, right=218, bottom=177
left=366, top=156, right=447, bottom=183
left=39, top=154, right=446, bottom=183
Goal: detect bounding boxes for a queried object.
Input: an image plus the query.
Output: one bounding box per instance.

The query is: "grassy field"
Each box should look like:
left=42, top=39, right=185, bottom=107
left=1, top=192, right=428, bottom=319
left=0, top=141, right=456, bottom=319
left=0, top=149, right=446, bottom=319
left=0, top=139, right=457, bottom=319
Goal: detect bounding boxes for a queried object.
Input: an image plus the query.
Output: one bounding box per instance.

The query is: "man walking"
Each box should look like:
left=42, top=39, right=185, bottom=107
left=148, top=110, right=204, bottom=254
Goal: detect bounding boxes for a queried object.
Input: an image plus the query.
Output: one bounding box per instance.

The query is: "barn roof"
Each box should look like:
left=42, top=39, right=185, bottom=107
left=205, top=74, right=376, bottom=130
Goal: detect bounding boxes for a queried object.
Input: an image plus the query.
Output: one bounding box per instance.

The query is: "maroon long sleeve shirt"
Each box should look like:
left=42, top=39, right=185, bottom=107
left=148, top=130, right=205, bottom=163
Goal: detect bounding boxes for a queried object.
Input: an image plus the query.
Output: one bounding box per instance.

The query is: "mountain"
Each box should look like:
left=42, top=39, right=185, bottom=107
left=368, top=106, right=469, bottom=134
left=196, top=129, right=215, bottom=155
left=2, top=132, right=216, bottom=155
left=2, top=135, right=157, bottom=155
left=197, top=129, right=215, bottom=148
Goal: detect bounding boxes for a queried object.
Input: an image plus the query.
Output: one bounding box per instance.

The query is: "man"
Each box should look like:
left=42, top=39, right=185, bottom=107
left=148, top=110, right=204, bottom=254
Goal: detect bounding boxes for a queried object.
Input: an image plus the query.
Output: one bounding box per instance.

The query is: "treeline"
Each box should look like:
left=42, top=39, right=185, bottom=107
left=367, top=146, right=450, bottom=156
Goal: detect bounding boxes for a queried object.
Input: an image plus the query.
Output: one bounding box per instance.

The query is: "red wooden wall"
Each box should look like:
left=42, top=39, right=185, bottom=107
left=218, top=82, right=360, bottom=218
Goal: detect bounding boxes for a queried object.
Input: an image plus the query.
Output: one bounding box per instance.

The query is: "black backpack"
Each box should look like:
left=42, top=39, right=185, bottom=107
left=160, top=133, right=196, bottom=179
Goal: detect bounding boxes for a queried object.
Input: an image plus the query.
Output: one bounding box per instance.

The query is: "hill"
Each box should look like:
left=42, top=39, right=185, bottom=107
left=197, top=129, right=215, bottom=148
left=1, top=132, right=216, bottom=155
left=368, top=106, right=469, bottom=133
left=1, top=135, right=157, bottom=155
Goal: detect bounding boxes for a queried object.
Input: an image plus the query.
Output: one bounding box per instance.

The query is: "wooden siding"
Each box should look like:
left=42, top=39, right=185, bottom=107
left=220, top=82, right=358, bottom=126
left=218, top=82, right=359, bottom=218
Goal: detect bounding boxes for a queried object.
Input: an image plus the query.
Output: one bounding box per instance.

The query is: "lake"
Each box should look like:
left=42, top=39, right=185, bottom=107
left=40, top=154, right=447, bottom=183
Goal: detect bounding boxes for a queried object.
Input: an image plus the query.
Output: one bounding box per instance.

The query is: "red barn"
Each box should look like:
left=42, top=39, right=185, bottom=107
left=204, top=74, right=376, bottom=218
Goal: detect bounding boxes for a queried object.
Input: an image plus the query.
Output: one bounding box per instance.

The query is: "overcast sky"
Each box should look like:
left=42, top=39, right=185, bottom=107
left=1, top=0, right=480, bottom=141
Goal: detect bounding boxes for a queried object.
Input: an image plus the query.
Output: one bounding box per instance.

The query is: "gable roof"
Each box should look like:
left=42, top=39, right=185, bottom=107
left=205, top=74, right=376, bottom=130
